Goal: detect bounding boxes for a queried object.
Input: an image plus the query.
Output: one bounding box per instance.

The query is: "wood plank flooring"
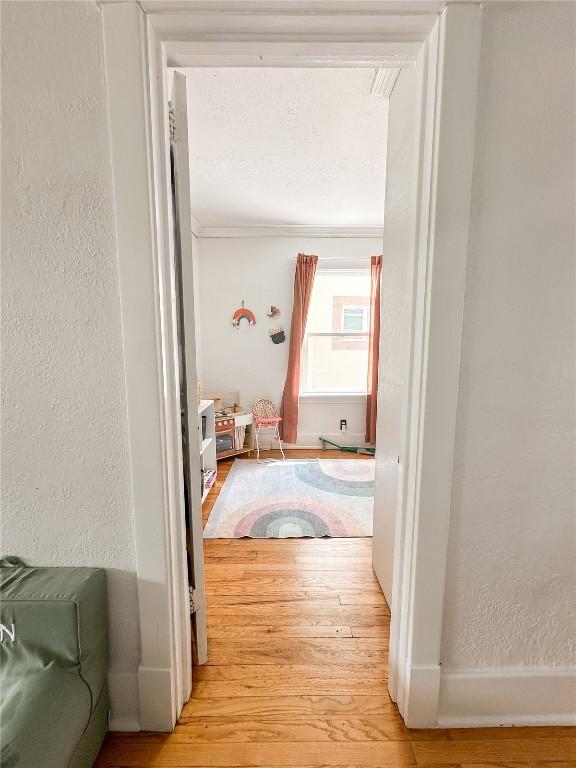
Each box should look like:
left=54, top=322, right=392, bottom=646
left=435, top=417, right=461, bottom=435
left=96, top=450, right=576, bottom=767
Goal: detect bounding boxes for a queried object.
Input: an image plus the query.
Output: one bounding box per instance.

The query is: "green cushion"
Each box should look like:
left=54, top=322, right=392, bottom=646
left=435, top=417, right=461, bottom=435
left=0, top=559, right=110, bottom=768
left=68, top=687, right=110, bottom=768
left=1, top=665, right=92, bottom=768
left=0, top=559, right=108, bottom=708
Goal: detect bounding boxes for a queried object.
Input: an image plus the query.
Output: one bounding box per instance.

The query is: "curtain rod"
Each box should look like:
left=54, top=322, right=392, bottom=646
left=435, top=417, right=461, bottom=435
left=290, top=255, right=373, bottom=261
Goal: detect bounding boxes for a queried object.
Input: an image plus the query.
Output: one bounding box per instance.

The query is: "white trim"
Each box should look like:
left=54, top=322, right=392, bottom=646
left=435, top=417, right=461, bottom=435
left=198, top=226, right=383, bottom=238
left=409, top=2, right=482, bottom=725
left=401, top=665, right=442, bottom=728
left=102, top=3, right=181, bottom=732
left=385, top=13, right=438, bottom=718
left=139, top=2, right=446, bottom=14
left=137, top=666, right=176, bottom=730
left=386, top=2, right=482, bottom=728
left=306, top=332, right=368, bottom=337
left=286, top=432, right=367, bottom=450
left=102, top=1, right=478, bottom=731
left=299, top=393, right=367, bottom=404
left=147, top=11, right=194, bottom=722
left=438, top=668, right=576, bottom=727
left=371, top=67, right=400, bottom=97
left=169, top=40, right=420, bottom=68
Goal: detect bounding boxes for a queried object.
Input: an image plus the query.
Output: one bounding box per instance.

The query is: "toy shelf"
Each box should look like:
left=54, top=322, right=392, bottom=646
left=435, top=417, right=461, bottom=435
left=198, top=400, right=217, bottom=505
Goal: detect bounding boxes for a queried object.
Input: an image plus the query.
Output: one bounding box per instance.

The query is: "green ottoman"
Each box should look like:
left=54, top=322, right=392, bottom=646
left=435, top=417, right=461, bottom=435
left=0, top=557, right=109, bottom=768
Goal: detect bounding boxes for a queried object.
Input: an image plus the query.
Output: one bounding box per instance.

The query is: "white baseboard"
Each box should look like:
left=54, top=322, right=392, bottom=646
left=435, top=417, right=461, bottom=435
left=138, top=666, right=176, bottom=731
left=108, top=670, right=140, bottom=731
left=402, top=664, right=442, bottom=728
left=282, top=432, right=368, bottom=450
left=108, top=667, right=181, bottom=732
left=438, top=667, right=576, bottom=727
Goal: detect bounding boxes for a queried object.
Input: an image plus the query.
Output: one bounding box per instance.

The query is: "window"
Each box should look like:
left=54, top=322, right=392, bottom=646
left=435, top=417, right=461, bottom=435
left=301, top=269, right=371, bottom=394
left=333, top=297, right=370, bottom=348
left=342, top=306, right=368, bottom=333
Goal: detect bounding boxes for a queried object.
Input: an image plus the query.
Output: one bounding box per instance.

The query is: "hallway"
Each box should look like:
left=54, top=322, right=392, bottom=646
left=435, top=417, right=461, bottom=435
left=96, top=453, right=576, bottom=766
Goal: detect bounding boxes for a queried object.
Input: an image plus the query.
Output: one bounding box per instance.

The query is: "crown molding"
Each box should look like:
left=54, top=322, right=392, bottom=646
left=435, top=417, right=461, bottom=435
left=371, top=67, right=400, bottom=97
left=168, top=42, right=417, bottom=69
left=139, top=2, right=445, bottom=16
left=197, top=225, right=383, bottom=238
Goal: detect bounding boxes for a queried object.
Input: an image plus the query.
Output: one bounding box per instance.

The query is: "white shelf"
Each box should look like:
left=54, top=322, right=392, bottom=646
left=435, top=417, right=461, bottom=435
left=201, top=474, right=216, bottom=503
left=198, top=399, right=216, bottom=507
left=200, top=437, right=213, bottom=455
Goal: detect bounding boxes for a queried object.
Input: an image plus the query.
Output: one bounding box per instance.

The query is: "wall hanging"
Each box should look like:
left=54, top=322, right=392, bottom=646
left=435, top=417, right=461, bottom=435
left=269, top=326, right=286, bottom=344
left=232, top=300, right=256, bottom=328
left=266, top=305, right=281, bottom=319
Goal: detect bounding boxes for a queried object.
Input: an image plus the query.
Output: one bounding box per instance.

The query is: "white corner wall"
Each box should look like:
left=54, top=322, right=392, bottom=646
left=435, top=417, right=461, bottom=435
left=1, top=2, right=140, bottom=729
left=196, top=237, right=381, bottom=446
left=440, top=1, right=576, bottom=725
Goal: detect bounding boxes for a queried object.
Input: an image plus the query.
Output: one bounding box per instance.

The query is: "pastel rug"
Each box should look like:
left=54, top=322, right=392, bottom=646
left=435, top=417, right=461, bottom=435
left=203, top=459, right=374, bottom=539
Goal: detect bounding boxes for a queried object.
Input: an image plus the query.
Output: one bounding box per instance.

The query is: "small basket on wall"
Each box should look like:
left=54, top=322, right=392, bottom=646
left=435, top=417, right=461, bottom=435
left=269, top=326, right=286, bottom=344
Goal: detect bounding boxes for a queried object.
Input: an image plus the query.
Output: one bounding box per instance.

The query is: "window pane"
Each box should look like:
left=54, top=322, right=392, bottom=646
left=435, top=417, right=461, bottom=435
left=307, top=272, right=370, bottom=333
left=342, top=307, right=365, bottom=332
left=303, top=334, right=368, bottom=393
left=302, top=268, right=371, bottom=393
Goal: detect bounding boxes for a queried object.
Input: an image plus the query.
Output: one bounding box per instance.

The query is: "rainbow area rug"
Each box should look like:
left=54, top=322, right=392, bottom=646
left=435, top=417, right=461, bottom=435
left=203, top=459, right=374, bottom=539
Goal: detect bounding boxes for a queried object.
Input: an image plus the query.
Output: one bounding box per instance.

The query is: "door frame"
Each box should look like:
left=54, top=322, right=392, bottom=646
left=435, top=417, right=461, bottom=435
left=102, top=0, right=481, bottom=731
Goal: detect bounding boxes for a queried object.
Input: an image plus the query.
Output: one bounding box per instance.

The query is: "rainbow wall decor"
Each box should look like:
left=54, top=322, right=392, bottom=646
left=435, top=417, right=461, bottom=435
left=232, top=300, right=256, bottom=328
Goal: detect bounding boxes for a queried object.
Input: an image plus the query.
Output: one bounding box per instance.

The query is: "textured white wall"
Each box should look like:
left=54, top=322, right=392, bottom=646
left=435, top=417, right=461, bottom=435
left=1, top=1, right=139, bottom=722
left=196, top=237, right=381, bottom=446
left=442, top=1, right=576, bottom=670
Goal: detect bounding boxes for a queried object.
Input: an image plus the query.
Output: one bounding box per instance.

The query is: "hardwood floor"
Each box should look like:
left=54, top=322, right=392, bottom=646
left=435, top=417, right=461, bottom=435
left=96, top=450, right=576, bottom=767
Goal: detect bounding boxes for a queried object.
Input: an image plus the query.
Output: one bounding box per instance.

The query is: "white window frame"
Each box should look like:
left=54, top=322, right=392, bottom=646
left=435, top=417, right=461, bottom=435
left=102, top=1, right=481, bottom=732
left=300, top=331, right=370, bottom=396
left=301, top=267, right=370, bottom=395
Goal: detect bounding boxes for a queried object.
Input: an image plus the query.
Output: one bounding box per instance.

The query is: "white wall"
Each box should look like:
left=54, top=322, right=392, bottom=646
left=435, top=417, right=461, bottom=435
left=1, top=2, right=139, bottom=727
left=439, top=1, right=576, bottom=722
left=197, top=237, right=382, bottom=446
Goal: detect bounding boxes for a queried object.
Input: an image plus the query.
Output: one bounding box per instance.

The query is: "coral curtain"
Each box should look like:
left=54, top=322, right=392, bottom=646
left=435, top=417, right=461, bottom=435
left=279, top=254, right=318, bottom=443
left=365, top=255, right=382, bottom=444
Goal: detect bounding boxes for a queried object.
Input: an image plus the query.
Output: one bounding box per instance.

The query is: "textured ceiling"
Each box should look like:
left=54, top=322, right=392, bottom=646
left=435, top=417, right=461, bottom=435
left=183, top=68, right=389, bottom=227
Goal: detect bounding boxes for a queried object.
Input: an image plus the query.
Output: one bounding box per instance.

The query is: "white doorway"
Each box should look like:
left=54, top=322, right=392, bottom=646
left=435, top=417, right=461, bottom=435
left=103, top=1, right=481, bottom=731
left=181, top=65, right=385, bottom=548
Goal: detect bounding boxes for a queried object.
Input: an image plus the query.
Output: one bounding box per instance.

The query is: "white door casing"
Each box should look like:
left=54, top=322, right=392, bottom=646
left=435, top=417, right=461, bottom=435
left=385, top=5, right=482, bottom=726
left=102, top=3, right=184, bottom=731
left=102, top=1, right=481, bottom=731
